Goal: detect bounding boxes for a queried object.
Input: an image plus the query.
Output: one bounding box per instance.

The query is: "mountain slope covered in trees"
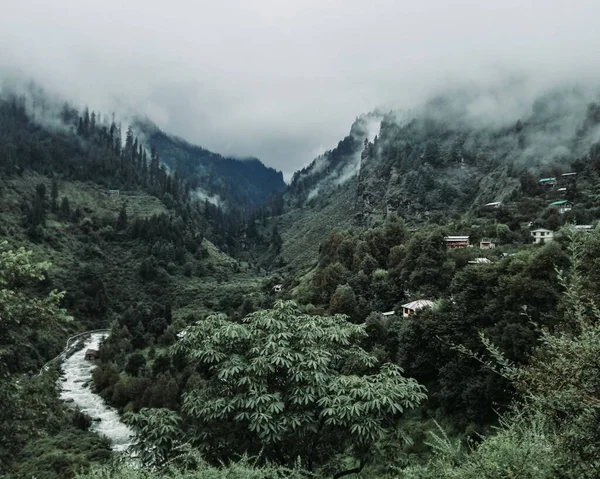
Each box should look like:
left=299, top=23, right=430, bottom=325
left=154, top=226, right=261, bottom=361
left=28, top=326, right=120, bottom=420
left=135, top=119, right=286, bottom=213
left=278, top=87, right=600, bottom=270
left=6, top=82, right=600, bottom=479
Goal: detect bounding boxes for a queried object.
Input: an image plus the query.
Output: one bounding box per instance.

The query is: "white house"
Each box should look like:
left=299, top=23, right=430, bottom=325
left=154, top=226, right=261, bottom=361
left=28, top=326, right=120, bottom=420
left=273, top=284, right=283, bottom=293
left=401, top=300, right=435, bottom=317
left=479, top=239, right=496, bottom=249
left=531, top=228, right=554, bottom=244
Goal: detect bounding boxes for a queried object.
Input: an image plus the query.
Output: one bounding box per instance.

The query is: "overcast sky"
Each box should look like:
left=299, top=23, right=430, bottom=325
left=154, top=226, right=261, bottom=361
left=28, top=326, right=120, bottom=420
left=1, top=0, right=600, bottom=180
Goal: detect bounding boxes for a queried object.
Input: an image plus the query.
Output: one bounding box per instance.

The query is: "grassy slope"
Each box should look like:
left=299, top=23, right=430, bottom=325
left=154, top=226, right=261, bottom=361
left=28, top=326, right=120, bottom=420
left=278, top=179, right=359, bottom=271
left=0, top=173, right=266, bottom=329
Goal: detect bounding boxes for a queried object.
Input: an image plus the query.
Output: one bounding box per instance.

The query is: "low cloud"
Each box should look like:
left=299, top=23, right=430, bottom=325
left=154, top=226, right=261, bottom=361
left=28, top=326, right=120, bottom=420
left=2, top=0, right=600, bottom=179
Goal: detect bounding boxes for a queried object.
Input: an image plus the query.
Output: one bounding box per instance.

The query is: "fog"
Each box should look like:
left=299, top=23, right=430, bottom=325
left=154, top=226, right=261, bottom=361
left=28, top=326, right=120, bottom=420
left=2, top=0, right=600, bottom=180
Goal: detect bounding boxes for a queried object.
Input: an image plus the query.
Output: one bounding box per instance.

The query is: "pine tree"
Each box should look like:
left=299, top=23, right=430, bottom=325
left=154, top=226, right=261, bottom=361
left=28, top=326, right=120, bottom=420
left=116, top=203, right=128, bottom=231
left=59, top=197, right=71, bottom=220
left=50, top=178, right=59, bottom=213
left=83, top=108, right=90, bottom=136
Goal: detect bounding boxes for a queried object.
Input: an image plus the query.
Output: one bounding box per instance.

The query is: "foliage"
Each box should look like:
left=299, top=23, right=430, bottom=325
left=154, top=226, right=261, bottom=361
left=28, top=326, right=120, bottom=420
left=0, top=242, right=108, bottom=476
left=76, top=455, right=307, bottom=479
left=127, top=301, right=428, bottom=473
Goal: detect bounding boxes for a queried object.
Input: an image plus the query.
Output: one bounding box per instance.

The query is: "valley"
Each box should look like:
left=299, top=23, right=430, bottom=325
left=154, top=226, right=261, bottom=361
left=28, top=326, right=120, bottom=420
left=2, top=84, right=600, bottom=478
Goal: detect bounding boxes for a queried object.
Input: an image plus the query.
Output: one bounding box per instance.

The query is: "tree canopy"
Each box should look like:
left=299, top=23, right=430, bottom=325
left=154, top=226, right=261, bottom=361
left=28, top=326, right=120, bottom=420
left=128, top=301, right=427, bottom=474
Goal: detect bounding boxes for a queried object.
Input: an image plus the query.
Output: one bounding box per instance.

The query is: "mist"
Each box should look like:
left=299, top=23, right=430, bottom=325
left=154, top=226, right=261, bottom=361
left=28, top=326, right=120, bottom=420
left=2, top=0, right=600, bottom=180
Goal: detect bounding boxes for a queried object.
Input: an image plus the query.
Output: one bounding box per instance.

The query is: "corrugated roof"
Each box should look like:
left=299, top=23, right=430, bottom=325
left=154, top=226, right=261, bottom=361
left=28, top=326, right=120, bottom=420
left=539, top=177, right=556, bottom=182
left=468, top=257, right=491, bottom=264
left=550, top=200, right=570, bottom=206
left=444, top=236, right=470, bottom=241
left=402, top=299, right=435, bottom=311
left=531, top=228, right=553, bottom=233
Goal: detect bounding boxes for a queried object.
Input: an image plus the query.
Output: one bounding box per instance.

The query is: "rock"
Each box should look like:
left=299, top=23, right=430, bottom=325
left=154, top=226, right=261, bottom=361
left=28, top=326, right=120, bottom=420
left=83, top=381, right=90, bottom=388
left=92, top=417, right=102, bottom=422
left=74, top=379, right=85, bottom=383
left=63, top=398, right=75, bottom=403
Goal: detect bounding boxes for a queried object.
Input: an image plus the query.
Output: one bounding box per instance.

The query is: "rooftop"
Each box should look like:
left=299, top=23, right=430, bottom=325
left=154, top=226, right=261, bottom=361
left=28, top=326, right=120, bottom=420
left=402, top=299, right=435, bottom=311
left=539, top=177, right=556, bottom=183
left=549, top=200, right=570, bottom=206
left=444, top=236, right=470, bottom=241
left=468, top=257, right=491, bottom=264
left=531, top=228, right=553, bottom=233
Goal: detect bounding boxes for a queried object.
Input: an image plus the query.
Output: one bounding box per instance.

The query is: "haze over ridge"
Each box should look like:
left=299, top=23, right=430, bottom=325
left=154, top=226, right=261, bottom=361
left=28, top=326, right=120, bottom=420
left=2, top=0, right=600, bottom=180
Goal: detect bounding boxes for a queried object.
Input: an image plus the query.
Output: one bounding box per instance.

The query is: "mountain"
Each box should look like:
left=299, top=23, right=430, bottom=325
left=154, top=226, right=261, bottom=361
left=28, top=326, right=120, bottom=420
left=135, top=119, right=286, bottom=213
left=278, top=87, right=600, bottom=269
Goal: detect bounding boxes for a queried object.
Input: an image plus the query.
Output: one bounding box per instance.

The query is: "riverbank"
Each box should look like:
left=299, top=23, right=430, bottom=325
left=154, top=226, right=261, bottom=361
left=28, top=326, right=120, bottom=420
left=60, top=333, right=134, bottom=452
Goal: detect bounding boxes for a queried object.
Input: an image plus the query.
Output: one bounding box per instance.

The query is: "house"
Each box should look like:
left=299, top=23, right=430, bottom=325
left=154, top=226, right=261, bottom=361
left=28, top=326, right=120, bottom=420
left=561, top=172, right=577, bottom=179
left=84, top=349, right=100, bottom=361
left=444, top=236, right=470, bottom=248
left=574, top=224, right=594, bottom=231
left=479, top=239, right=496, bottom=249
left=539, top=177, right=557, bottom=186
left=549, top=200, right=572, bottom=214
left=468, top=257, right=491, bottom=264
left=107, top=189, right=120, bottom=196
left=273, top=284, right=283, bottom=293
left=381, top=311, right=396, bottom=316
left=401, top=300, right=435, bottom=317
left=484, top=201, right=502, bottom=209
left=557, top=187, right=567, bottom=194
left=531, top=228, right=554, bottom=244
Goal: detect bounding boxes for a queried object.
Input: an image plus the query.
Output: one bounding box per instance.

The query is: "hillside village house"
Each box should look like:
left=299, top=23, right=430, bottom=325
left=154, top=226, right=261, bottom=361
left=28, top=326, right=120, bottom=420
left=531, top=228, right=554, bottom=244
left=444, top=236, right=470, bottom=248
left=479, top=239, right=496, bottom=249
left=401, top=299, right=435, bottom=317
left=468, top=257, right=491, bottom=264
left=574, top=224, right=594, bottom=231
left=484, top=201, right=502, bottom=209
left=539, top=177, right=557, bottom=186
left=550, top=200, right=572, bottom=214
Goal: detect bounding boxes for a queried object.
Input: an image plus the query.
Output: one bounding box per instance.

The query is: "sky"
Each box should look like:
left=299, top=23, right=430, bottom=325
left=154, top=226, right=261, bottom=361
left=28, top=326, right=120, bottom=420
left=1, top=0, right=600, bottom=180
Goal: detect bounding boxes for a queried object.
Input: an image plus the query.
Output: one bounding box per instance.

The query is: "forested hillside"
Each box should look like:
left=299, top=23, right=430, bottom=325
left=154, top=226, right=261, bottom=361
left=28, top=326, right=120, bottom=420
left=135, top=119, right=286, bottom=213
left=4, top=82, right=600, bottom=479
left=0, top=90, right=283, bottom=477
left=279, top=88, right=600, bottom=267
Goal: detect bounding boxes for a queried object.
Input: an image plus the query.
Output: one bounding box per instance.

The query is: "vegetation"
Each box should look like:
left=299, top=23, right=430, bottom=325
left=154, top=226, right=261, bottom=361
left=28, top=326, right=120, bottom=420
left=0, top=241, right=111, bottom=477
left=4, top=85, right=600, bottom=478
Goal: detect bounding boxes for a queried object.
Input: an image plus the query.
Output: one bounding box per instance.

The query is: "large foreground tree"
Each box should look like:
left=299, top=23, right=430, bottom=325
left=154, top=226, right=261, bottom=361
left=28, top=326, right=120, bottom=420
left=162, top=300, right=426, bottom=475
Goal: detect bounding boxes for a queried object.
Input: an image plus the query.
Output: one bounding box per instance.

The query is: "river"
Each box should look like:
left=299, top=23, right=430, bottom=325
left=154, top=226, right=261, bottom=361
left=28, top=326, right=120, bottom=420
left=59, top=332, right=134, bottom=452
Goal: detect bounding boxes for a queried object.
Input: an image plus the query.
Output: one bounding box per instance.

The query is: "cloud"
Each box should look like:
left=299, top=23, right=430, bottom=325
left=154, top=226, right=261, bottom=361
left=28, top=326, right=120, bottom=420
left=2, top=0, right=600, bottom=179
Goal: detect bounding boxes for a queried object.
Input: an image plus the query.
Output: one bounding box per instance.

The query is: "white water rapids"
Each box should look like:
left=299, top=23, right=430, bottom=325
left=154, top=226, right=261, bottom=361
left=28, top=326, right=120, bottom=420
left=59, top=332, right=134, bottom=452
